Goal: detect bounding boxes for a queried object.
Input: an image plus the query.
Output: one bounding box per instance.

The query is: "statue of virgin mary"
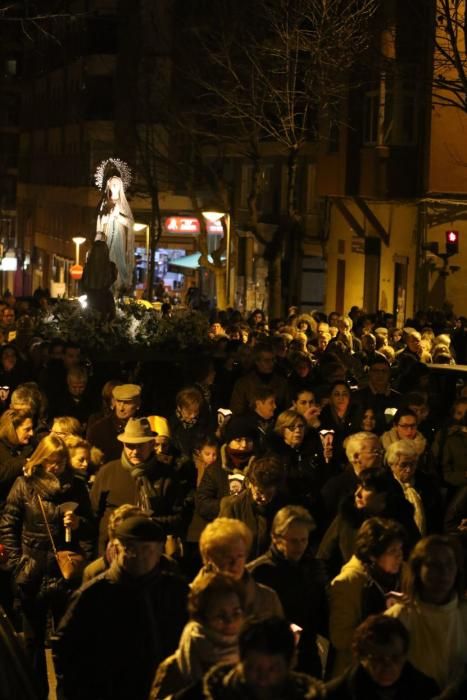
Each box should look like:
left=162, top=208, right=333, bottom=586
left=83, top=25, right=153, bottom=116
left=95, top=158, right=135, bottom=294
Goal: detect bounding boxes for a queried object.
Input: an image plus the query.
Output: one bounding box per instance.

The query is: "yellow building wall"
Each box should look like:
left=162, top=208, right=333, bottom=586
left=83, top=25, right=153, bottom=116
left=429, top=105, right=467, bottom=195
left=325, top=200, right=418, bottom=318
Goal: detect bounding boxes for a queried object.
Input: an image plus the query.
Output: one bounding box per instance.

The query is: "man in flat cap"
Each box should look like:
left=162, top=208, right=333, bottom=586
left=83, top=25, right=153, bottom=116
left=86, top=383, right=142, bottom=463
left=90, top=417, right=181, bottom=554
left=54, top=515, right=188, bottom=700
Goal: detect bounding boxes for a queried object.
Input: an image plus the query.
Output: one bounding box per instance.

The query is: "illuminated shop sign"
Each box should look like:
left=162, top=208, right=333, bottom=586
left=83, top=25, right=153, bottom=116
left=164, top=216, right=224, bottom=235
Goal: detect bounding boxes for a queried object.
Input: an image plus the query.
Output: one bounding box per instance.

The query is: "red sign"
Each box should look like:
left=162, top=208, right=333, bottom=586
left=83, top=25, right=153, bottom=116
left=70, top=264, right=83, bottom=280
left=164, top=216, right=224, bottom=235
left=165, top=217, right=200, bottom=234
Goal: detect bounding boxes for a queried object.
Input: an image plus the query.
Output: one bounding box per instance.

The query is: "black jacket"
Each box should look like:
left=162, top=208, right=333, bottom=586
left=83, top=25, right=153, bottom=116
left=169, top=412, right=211, bottom=458
left=318, top=491, right=419, bottom=579
left=219, top=490, right=285, bottom=559
left=195, top=460, right=233, bottom=523
left=48, top=388, right=99, bottom=426
left=266, top=434, right=327, bottom=535
left=54, top=557, right=188, bottom=700
left=0, top=468, right=94, bottom=598
left=86, top=413, right=128, bottom=464
left=0, top=438, right=34, bottom=509
left=248, top=546, right=329, bottom=677
left=325, top=662, right=439, bottom=700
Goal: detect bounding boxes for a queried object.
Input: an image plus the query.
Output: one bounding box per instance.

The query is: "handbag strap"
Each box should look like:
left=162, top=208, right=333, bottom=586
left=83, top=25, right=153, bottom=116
left=37, top=494, right=58, bottom=556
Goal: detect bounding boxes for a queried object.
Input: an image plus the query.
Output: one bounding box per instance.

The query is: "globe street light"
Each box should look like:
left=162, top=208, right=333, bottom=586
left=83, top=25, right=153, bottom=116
left=72, top=236, right=86, bottom=265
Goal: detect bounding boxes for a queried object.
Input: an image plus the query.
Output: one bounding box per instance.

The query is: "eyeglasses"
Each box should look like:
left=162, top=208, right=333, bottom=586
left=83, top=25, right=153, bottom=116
left=208, top=608, right=243, bottom=624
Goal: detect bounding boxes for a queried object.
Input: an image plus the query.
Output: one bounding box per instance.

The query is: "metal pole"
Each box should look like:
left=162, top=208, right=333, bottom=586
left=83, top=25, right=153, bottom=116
left=225, top=213, right=231, bottom=306
left=145, top=225, right=150, bottom=293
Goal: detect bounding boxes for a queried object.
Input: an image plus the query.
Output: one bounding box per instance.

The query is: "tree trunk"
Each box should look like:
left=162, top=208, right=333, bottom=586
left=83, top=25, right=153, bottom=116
left=285, top=147, right=302, bottom=311
left=268, top=254, right=282, bottom=318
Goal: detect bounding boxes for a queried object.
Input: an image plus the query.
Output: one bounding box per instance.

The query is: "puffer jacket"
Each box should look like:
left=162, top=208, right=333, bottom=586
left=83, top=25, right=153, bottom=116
left=0, top=468, right=95, bottom=598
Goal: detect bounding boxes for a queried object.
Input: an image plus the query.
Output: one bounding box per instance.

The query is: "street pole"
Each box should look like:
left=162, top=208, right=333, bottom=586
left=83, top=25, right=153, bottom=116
left=225, top=213, right=231, bottom=307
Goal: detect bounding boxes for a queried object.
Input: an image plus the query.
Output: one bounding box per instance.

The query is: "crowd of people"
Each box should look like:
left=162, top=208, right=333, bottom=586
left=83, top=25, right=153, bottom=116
left=0, top=298, right=467, bottom=699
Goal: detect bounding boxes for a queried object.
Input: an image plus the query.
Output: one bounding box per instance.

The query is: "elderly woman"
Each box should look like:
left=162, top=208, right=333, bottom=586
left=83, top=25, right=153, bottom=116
left=386, top=535, right=467, bottom=692
left=0, top=408, right=35, bottom=510
left=248, top=505, right=328, bottom=677
left=321, top=431, right=383, bottom=522
left=268, top=409, right=324, bottom=517
left=194, top=517, right=283, bottom=619
left=0, top=434, right=94, bottom=699
left=329, top=517, right=405, bottom=677
left=385, top=439, right=442, bottom=535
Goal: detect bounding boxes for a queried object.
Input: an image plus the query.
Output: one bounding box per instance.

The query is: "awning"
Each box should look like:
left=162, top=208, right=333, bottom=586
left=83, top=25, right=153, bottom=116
left=168, top=252, right=225, bottom=272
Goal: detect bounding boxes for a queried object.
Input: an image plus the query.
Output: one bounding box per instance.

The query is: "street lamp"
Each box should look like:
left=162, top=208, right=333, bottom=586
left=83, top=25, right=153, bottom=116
left=134, top=222, right=150, bottom=294
left=202, top=209, right=231, bottom=306
left=72, top=236, right=86, bottom=265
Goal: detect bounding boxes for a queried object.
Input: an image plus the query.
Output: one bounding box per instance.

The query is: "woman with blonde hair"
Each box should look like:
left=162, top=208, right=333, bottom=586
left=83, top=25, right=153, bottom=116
left=64, top=434, right=97, bottom=487
left=0, top=433, right=94, bottom=699
left=50, top=415, right=82, bottom=439
left=196, top=517, right=282, bottom=619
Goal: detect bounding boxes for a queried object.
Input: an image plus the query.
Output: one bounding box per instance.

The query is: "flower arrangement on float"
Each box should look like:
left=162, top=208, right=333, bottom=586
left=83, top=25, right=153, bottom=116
left=34, top=299, right=210, bottom=355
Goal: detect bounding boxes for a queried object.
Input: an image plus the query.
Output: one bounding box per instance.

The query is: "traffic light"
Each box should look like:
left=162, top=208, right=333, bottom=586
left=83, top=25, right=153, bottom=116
left=446, top=230, right=459, bottom=256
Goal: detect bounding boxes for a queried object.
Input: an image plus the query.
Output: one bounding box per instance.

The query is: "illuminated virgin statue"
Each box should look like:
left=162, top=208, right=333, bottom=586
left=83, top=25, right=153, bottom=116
left=94, top=158, right=135, bottom=294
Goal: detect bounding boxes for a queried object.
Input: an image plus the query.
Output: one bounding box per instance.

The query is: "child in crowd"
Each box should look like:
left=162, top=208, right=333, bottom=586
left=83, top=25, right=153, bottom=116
left=193, top=435, right=219, bottom=486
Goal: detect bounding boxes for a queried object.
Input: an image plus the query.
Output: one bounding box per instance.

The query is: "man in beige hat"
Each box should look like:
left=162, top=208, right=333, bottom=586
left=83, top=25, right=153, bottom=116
left=86, top=383, right=141, bottom=463
left=90, top=416, right=179, bottom=554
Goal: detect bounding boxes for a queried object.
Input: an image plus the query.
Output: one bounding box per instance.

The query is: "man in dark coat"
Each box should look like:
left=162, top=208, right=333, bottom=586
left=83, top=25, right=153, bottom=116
left=230, top=343, right=288, bottom=415
left=90, top=417, right=180, bottom=554
left=54, top=517, right=188, bottom=700
left=352, top=354, right=401, bottom=433
left=248, top=505, right=328, bottom=678
left=86, top=383, right=141, bottom=463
